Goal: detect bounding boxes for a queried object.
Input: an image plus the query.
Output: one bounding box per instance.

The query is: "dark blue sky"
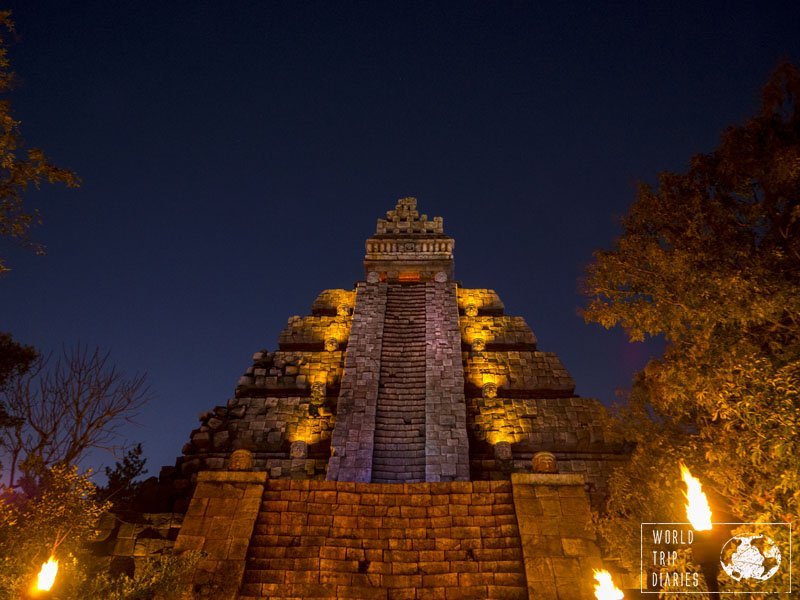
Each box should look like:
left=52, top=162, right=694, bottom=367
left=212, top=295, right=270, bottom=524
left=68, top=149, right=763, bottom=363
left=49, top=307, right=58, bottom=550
left=1, top=1, right=798, bottom=474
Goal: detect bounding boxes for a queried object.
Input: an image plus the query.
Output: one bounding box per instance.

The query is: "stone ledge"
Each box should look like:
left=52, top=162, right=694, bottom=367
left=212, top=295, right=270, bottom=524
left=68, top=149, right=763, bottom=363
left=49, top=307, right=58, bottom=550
left=197, top=470, right=269, bottom=484
left=511, top=473, right=586, bottom=486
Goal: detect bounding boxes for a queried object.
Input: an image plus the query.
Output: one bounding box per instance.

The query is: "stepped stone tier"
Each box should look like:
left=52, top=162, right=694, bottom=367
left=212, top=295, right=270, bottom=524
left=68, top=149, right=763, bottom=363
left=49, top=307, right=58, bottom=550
left=164, top=199, right=630, bottom=599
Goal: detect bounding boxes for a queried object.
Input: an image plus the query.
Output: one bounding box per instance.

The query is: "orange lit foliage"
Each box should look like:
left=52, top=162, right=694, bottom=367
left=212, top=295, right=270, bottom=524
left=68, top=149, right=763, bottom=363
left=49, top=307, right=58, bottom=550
left=0, top=464, right=108, bottom=598
left=583, top=64, right=800, bottom=591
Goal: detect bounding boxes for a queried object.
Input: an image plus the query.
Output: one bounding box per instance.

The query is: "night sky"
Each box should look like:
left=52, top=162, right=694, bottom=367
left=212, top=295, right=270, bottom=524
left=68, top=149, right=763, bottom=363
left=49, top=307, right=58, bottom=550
left=1, top=1, right=798, bottom=476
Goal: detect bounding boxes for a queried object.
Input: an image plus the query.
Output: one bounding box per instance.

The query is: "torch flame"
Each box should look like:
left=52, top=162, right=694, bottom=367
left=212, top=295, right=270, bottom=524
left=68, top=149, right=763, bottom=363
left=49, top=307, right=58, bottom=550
left=593, top=569, right=624, bottom=600
left=679, top=463, right=712, bottom=531
left=36, top=556, right=58, bottom=591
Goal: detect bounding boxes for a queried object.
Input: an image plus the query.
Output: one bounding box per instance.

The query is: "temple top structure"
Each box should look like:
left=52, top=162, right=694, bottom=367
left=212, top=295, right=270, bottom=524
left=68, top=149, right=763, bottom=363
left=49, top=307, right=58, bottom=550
left=374, top=197, right=444, bottom=235
left=365, top=197, right=455, bottom=281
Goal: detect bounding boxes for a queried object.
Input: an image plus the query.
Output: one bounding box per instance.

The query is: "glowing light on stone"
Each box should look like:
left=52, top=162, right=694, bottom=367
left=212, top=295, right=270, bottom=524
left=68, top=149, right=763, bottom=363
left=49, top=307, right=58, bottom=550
left=593, top=569, right=623, bottom=600
left=465, top=303, right=478, bottom=317
left=487, top=430, right=513, bottom=445
left=680, top=463, right=712, bottom=531
left=36, top=557, right=58, bottom=592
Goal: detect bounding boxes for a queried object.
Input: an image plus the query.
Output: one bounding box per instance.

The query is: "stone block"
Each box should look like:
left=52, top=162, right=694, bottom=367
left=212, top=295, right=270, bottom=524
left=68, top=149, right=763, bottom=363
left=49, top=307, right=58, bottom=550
left=422, top=572, right=460, bottom=587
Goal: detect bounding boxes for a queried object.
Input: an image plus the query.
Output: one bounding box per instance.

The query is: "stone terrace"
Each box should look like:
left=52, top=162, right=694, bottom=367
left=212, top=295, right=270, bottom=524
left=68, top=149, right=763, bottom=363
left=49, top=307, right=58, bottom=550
left=239, top=480, right=527, bottom=600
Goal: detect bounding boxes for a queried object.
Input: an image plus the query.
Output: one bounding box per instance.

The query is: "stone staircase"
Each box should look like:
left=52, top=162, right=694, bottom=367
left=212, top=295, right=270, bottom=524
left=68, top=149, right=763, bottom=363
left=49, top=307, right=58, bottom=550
left=371, top=283, right=427, bottom=483
left=238, top=480, right=528, bottom=600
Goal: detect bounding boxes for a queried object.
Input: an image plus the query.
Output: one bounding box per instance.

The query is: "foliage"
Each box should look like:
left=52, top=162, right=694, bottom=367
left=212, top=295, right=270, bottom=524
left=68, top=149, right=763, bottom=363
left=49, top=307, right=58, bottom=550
left=0, top=331, right=36, bottom=389
left=0, top=10, right=80, bottom=274
left=0, top=332, right=36, bottom=433
left=97, top=443, right=148, bottom=511
left=75, top=551, right=201, bottom=600
left=0, top=345, right=150, bottom=488
left=0, top=463, right=109, bottom=599
left=583, top=63, right=800, bottom=594
left=0, top=463, right=198, bottom=599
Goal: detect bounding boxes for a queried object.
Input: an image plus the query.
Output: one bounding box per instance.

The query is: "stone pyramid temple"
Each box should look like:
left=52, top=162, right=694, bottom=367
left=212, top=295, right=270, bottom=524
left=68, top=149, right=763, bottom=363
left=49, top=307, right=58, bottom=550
left=121, top=199, right=629, bottom=599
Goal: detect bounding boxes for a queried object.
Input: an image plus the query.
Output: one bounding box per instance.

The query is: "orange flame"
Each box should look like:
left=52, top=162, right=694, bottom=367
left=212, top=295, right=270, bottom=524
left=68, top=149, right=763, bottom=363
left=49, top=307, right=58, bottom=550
left=36, top=556, right=58, bottom=591
left=679, top=463, right=712, bottom=531
left=593, top=569, right=624, bottom=600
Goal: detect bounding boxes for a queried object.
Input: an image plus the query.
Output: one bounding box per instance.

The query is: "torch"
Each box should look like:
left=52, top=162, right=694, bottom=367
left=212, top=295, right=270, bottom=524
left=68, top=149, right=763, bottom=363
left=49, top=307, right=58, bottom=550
left=33, top=556, right=58, bottom=596
left=680, top=464, right=725, bottom=599
left=593, top=569, right=624, bottom=600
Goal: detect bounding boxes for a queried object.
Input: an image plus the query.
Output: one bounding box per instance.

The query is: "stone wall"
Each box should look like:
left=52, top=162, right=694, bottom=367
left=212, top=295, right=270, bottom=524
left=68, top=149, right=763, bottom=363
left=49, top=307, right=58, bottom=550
left=456, top=288, right=505, bottom=315
left=460, top=316, right=537, bottom=349
left=424, top=281, right=470, bottom=481
left=469, top=452, right=627, bottom=510
left=327, top=281, right=388, bottom=482
left=173, top=471, right=268, bottom=598
left=168, top=470, right=608, bottom=599
left=457, top=285, right=628, bottom=508
left=92, top=511, right=183, bottom=575
left=170, top=288, right=354, bottom=493
left=463, top=351, right=575, bottom=396
left=511, top=473, right=603, bottom=600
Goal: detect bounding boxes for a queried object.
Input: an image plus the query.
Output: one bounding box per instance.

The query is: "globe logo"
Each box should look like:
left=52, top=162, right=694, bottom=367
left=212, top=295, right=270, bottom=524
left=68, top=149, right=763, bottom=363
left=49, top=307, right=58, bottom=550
left=720, top=534, right=781, bottom=582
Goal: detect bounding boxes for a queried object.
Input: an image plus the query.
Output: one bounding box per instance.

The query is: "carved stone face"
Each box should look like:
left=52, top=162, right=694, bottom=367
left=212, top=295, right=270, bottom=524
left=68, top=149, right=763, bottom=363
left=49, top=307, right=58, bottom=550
left=290, top=440, right=308, bottom=459
left=310, top=381, right=326, bottom=403
left=472, top=338, right=486, bottom=352
left=482, top=382, right=498, bottom=398
left=532, top=451, right=558, bottom=473
left=336, top=304, right=350, bottom=317
left=229, top=449, right=254, bottom=471
left=465, top=303, right=478, bottom=317
left=325, top=338, right=339, bottom=352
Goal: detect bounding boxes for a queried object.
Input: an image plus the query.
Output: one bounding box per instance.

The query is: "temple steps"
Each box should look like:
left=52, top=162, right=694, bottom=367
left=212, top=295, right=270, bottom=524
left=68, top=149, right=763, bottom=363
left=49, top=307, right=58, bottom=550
left=238, top=480, right=528, bottom=600
left=372, top=283, right=427, bottom=483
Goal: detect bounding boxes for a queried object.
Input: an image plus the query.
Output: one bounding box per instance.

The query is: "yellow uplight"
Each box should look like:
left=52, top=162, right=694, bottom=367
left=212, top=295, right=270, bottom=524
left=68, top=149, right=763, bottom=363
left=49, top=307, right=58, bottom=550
left=679, top=463, right=712, bottom=531
left=593, top=569, right=624, bottom=600
left=36, top=557, right=58, bottom=592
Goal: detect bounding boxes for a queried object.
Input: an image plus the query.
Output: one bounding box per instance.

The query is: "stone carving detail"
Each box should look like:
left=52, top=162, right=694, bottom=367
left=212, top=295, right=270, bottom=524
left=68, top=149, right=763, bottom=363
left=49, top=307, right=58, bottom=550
left=532, top=451, right=558, bottom=473
left=494, top=441, right=512, bottom=461
left=310, top=381, right=326, bottom=403
left=324, top=338, right=339, bottom=352
left=472, top=338, right=486, bottom=352
left=365, top=198, right=455, bottom=283
left=228, top=449, right=254, bottom=471
left=482, top=382, right=498, bottom=398
left=290, top=440, right=308, bottom=459
left=374, top=197, right=443, bottom=235
left=465, top=303, right=478, bottom=317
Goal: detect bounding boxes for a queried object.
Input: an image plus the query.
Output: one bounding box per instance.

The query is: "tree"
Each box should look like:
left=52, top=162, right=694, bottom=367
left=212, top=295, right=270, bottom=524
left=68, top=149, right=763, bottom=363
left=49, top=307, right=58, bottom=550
left=0, top=332, right=36, bottom=389
left=0, top=463, right=109, bottom=599
left=0, top=10, right=79, bottom=275
left=0, top=345, right=150, bottom=489
left=0, top=14, right=191, bottom=597
left=0, top=463, right=198, bottom=599
left=97, top=443, right=148, bottom=511
left=0, top=332, right=36, bottom=430
left=583, top=63, right=800, bottom=594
